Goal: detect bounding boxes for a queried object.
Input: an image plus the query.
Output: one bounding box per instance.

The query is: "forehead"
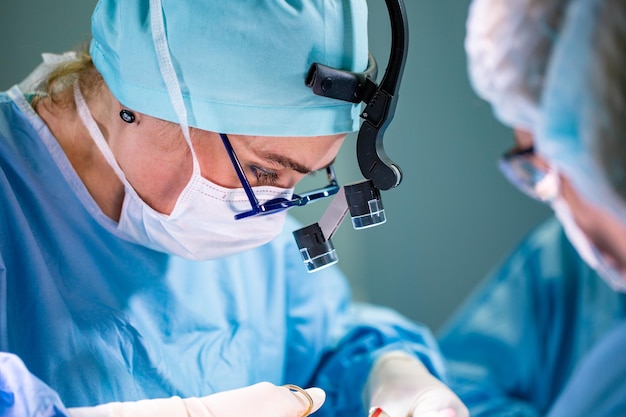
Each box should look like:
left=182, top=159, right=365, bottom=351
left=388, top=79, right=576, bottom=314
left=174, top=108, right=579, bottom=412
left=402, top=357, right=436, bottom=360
left=225, top=133, right=345, bottom=151
left=231, top=134, right=346, bottom=171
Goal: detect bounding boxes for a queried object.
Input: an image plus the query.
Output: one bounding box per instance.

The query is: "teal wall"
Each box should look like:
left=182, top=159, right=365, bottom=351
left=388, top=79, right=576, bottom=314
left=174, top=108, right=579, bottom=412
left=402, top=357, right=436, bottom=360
left=0, top=0, right=550, bottom=331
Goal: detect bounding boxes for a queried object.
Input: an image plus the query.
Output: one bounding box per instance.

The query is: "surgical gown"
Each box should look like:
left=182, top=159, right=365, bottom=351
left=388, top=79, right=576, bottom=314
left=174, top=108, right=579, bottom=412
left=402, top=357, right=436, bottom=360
left=0, top=86, right=446, bottom=417
left=439, top=217, right=626, bottom=416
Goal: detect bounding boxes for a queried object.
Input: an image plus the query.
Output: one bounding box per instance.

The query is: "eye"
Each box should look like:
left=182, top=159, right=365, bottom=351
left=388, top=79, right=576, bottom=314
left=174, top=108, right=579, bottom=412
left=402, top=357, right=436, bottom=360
left=249, top=165, right=280, bottom=186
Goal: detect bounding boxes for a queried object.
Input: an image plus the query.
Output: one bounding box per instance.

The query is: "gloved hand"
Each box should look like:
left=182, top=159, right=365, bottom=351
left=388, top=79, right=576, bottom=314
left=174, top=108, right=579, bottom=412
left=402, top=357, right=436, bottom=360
left=66, top=382, right=325, bottom=417
left=0, top=352, right=69, bottom=417
left=364, top=351, right=469, bottom=417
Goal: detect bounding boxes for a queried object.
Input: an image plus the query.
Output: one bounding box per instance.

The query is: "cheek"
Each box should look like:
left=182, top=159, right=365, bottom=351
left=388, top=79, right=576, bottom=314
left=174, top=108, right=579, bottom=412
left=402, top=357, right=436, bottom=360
left=564, top=186, right=626, bottom=271
left=107, top=133, right=140, bottom=180
left=194, top=140, right=243, bottom=188
left=108, top=129, right=195, bottom=212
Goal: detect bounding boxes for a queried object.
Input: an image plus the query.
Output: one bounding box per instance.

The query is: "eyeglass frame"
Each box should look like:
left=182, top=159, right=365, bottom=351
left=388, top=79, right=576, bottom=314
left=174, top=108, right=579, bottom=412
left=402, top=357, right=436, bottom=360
left=497, top=146, right=560, bottom=203
left=219, top=133, right=340, bottom=220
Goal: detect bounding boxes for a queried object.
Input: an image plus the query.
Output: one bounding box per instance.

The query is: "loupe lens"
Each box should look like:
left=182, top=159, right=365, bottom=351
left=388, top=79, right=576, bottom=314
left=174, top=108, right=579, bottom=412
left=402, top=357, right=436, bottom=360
left=344, top=181, right=386, bottom=229
left=292, top=223, right=338, bottom=273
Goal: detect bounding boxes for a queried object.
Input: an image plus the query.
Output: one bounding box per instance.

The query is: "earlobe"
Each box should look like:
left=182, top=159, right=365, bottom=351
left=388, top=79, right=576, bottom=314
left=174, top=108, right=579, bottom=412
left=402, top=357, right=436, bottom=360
left=120, top=109, right=136, bottom=124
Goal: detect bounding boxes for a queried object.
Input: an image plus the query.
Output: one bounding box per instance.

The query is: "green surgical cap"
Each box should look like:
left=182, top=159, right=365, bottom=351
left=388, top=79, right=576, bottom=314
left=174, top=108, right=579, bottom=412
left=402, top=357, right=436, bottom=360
left=90, top=0, right=369, bottom=137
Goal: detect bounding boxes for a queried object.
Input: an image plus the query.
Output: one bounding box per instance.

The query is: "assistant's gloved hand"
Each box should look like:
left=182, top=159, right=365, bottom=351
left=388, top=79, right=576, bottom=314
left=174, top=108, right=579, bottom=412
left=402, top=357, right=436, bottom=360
left=364, top=351, right=469, bottom=417
left=66, top=382, right=325, bottom=417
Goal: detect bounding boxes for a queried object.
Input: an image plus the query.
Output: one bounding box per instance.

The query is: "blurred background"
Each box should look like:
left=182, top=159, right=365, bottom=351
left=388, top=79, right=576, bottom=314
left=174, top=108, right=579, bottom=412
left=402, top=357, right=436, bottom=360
left=0, top=0, right=550, bottom=332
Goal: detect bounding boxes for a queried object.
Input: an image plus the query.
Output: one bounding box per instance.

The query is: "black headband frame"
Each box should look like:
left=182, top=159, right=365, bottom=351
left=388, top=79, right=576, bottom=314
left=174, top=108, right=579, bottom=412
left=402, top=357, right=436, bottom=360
left=305, top=0, right=408, bottom=190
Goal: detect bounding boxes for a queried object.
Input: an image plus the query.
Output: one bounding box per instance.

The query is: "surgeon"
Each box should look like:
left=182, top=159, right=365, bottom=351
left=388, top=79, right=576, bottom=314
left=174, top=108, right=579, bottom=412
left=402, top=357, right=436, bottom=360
left=438, top=0, right=626, bottom=414
left=0, top=1, right=468, bottom=417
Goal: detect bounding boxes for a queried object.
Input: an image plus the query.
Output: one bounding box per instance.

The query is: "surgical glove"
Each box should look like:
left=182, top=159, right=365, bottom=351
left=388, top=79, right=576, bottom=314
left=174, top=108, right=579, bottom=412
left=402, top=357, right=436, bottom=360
left=0, top=352, right=68, bottom=417
left=365, top=351, right=468, bottom=417
left=66, top=382, right=325, bottom=417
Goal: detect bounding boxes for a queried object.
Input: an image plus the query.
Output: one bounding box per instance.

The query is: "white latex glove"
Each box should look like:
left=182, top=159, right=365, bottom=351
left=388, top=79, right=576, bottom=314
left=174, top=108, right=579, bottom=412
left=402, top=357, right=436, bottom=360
left=66, top=382, right=325, bottom=417
left=365, top=351, right=469, bottom=417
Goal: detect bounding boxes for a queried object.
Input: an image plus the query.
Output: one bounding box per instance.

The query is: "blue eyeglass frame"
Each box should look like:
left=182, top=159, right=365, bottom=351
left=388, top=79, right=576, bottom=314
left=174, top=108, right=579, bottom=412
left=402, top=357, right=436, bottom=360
left=497, top=146, right=559, bottom=203
left=219, top=133, right=340, bottom=220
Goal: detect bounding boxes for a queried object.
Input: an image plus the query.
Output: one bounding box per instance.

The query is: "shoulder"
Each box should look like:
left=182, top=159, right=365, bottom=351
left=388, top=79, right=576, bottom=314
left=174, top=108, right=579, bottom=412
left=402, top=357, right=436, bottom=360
left=0, top=90, right=41, bottom=162
left=0, top=91, right=21, bottom=140
left=446, top=217, right=593, bottom=326
left=495, top=216, right=589, bottom=286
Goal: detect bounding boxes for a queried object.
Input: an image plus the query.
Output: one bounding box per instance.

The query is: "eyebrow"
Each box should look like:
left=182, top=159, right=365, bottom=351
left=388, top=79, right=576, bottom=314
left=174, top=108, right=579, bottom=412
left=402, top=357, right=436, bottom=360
left=258, top=152, right=336, bottom=174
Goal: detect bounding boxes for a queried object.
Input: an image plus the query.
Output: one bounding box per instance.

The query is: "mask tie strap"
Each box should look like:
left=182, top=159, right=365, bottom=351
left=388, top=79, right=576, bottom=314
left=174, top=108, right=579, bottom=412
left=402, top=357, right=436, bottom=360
left=149, top=0, right=201, bottom=177
left=73, top=81, right=129, bottom=186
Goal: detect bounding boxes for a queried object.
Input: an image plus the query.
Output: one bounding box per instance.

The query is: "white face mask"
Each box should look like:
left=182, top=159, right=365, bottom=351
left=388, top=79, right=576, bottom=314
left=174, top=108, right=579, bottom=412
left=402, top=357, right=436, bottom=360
left=551, top=197, right=626, bottom=292
left=74, top=83, right=292, bottom=260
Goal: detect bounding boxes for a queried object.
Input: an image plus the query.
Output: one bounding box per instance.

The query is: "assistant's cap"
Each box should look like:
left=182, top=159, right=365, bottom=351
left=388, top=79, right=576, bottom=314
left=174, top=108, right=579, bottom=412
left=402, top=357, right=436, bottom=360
left=465, top=0, right=569, bottom=131
left=537, top=0, right=626, bottom=226
left=90, top=0, right=369, bottom=137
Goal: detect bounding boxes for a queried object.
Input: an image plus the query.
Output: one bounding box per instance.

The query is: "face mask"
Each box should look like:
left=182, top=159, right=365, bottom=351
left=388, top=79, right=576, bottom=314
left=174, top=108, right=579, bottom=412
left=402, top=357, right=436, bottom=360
left=74, top=83, right=292, bottom=260
left=551, top=197, right=626, bottom=292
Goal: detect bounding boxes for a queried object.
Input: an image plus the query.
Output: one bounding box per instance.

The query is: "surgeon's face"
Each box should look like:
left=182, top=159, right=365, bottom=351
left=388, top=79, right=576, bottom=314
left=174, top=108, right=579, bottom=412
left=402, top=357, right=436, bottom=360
left=108, top=115, right=345, bottom=215
left=510, top=128, right=626, bottom=281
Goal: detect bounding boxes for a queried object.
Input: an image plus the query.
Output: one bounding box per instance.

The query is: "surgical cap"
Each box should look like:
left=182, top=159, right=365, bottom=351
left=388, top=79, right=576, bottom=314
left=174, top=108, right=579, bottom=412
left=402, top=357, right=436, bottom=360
left=90, top=0, right=369, bottom=137
left=465, top=0, right=568, bottom=131
left=537, top=0, right=626, bottom=225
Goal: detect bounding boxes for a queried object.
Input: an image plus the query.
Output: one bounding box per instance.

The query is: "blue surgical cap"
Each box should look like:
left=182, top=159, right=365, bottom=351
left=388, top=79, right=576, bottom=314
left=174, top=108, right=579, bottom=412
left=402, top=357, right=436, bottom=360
left=90, top=0, right=369, bottom=137
left=465, top=0, right=569, bottom=132
left=537, top=0, right=626, bottom=225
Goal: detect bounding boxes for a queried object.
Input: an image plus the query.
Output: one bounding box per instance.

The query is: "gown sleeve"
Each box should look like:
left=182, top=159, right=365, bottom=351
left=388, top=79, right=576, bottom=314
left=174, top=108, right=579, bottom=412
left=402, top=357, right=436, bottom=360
left=280, top=220, right=450, bottom=417
left=1, top=151, right=66, bottom=417
left=309, top=302, right=451, bottom=417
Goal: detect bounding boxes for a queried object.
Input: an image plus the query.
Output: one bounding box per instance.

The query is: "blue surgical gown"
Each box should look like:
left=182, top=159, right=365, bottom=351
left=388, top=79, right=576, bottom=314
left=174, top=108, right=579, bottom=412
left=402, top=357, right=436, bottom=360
left=439, top=217, right=626, bottom=416
left=0, top=86, right=446, bottom=417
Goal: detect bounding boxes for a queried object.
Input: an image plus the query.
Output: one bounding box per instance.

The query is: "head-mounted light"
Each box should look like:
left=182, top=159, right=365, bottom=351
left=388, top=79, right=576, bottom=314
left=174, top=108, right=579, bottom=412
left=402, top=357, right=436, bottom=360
left=294, top=0, right=409, bottom=272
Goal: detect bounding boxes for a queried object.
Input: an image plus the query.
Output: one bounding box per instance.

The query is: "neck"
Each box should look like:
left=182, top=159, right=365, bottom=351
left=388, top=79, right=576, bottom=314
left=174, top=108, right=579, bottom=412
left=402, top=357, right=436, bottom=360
left=35, top=93, right=125, bottom=221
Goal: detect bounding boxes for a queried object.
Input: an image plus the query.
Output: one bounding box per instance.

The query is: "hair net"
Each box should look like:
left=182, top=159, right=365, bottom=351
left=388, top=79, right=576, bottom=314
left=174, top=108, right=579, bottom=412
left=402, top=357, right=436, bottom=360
left=537, top=0, right=626, bottom=225
left=465, top=0, right=568, bottom=131
left=90, top=0, right=368, bottom=137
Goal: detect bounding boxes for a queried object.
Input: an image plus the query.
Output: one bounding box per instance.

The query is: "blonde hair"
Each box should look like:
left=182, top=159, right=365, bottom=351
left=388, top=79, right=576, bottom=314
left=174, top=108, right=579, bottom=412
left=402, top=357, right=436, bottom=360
left=32, top=43, right=104, bottom=108
left=590, top=0, right=626, bottom=199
